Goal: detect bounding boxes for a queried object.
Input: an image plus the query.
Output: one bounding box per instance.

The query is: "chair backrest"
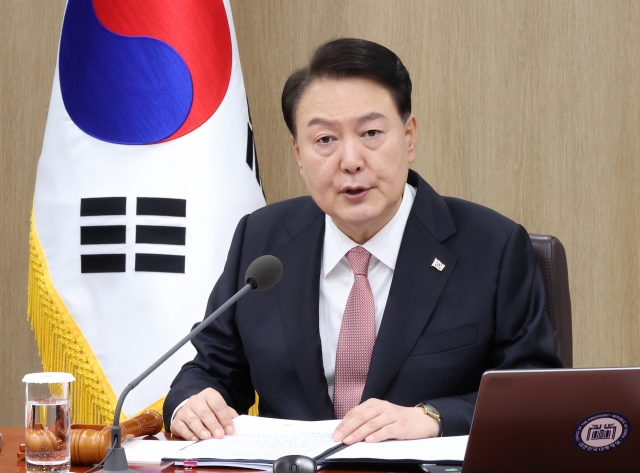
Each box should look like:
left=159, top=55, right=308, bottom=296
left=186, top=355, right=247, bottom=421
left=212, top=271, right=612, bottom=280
left=529, top=234, right=573, bottom=367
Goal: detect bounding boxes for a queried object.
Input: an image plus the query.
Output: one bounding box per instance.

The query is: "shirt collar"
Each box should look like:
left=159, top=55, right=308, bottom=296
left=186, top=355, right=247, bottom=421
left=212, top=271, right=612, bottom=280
left=322, top=183, right=417, bottom=277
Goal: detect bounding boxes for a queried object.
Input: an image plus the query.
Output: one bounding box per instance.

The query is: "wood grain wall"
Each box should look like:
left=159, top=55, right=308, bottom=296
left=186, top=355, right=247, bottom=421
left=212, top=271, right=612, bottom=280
left=1, top=0, right=67, bottom=428
left=1, top=0, right=638, bottom=427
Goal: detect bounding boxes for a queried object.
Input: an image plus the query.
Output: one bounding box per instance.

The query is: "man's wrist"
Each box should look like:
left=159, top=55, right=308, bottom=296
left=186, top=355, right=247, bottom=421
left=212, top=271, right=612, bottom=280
left=171, top=399, right=189, bottom=423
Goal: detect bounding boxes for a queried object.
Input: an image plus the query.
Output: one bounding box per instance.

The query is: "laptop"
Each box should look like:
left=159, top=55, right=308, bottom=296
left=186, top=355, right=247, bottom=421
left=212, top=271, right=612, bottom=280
left=462, top=367, right=640, bottom=473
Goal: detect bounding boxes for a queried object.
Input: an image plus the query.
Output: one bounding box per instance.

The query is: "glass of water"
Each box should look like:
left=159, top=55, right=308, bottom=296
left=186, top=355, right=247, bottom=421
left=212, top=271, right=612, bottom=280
left=23, top=372, right=75, bottom=473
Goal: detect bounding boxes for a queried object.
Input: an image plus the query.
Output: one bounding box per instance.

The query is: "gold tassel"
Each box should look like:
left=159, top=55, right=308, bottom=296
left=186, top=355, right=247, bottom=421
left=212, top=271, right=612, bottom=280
left=248, top=392, right=259, bottom=416
left=27, top=210, right=114, bottom=424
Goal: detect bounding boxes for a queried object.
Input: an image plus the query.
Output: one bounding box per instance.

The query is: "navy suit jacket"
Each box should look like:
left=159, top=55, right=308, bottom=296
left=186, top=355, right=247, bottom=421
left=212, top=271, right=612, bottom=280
left=164, top=170, right=561, bottom=435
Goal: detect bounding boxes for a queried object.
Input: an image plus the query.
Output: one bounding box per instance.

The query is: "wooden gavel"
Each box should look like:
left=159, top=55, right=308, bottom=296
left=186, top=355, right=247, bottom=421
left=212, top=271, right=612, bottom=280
left=20, top=410, right=163, bottom=465
left=70, top=410, right=163, bottom=465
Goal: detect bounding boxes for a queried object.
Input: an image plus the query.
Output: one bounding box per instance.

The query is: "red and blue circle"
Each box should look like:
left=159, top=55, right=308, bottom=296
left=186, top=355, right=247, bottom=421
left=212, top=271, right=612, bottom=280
left=59, top=0, right=232, bottom=145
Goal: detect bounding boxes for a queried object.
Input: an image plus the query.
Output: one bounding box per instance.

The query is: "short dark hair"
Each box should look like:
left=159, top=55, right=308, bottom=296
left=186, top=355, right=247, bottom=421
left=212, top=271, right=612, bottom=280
left=281, top=38, right=412, bottom=138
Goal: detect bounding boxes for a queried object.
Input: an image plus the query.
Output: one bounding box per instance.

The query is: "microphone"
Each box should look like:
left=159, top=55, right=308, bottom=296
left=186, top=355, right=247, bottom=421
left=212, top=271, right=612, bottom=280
left=99, top=255, right=283, bottom=473
left=245, top=255, right=283, bottom=291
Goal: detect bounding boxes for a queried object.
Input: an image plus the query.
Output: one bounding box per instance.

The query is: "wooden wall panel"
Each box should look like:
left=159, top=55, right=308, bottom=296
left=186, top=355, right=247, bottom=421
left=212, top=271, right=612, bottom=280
left=1, top=0, right=638, bottom=426
left=0, top=0, right=67, bottom=427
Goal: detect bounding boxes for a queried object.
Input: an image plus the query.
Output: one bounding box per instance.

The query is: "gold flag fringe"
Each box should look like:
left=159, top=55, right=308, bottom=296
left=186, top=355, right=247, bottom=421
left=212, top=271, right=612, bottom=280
left=248, top=392, right=259, bottom=416
left=27, top=211, right=114, bottom=424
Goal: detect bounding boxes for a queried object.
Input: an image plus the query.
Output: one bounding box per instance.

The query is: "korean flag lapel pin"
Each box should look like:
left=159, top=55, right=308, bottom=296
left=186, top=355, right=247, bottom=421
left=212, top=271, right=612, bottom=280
left=431, top=258, right=445, bottom=272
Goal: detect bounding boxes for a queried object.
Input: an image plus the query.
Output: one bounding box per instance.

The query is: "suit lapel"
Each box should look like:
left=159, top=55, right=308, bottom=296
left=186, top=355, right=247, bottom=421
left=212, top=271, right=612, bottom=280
left=277, top=199, right=334, bottom=419
left=363, top=172, right=458, bottom=401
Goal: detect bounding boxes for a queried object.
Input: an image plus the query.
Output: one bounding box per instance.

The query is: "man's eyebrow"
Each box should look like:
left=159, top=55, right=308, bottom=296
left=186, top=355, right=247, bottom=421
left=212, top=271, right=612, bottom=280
left=356, top=112, right=388, bottom=124
left=306, top=113, right=388, bottom=128
left=307, top=117, right=338, bottom=128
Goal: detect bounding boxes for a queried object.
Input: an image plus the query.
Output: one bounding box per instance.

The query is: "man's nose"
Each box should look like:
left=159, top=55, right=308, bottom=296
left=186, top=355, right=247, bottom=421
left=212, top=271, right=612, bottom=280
left=340, top=139, right=365, bottom=173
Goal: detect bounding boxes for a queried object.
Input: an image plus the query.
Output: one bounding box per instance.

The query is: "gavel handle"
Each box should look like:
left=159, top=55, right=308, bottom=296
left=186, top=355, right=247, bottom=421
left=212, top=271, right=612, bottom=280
left=120, top=410, right=163, bottom=438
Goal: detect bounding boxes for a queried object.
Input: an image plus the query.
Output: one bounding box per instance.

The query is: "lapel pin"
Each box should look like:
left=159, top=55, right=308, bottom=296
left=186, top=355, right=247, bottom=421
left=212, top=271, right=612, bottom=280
left=431, top=258, right=445, bottom=272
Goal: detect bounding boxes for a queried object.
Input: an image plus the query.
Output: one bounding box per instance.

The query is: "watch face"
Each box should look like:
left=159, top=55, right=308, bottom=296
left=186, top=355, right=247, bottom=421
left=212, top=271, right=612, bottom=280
left=417, top=403, right=441, bottom=420
left=425, top=404, right=441, bottom=419
left=425, top=404, right=439, bottom=414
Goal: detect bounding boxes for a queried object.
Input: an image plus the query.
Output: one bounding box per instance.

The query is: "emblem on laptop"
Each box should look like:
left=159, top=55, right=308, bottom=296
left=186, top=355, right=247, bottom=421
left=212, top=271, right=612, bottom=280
left=431, top=258, right=445, bottom=272
left=573, top=412, right=630, bottom=452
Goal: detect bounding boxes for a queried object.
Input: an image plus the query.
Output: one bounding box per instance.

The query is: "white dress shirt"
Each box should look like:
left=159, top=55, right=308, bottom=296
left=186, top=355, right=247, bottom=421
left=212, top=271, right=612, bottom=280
left=319, top=183, right=416, bottom=401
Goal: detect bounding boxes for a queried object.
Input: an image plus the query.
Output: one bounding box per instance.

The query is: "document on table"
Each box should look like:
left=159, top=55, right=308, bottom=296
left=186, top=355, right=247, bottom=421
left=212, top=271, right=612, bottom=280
left=123, top=415, right=468, bottom=468
left=161, top=415, right=343, bottom=468
left=124, top=438, right=195, bottom=465
left=325, top=435, right=468, bottom=464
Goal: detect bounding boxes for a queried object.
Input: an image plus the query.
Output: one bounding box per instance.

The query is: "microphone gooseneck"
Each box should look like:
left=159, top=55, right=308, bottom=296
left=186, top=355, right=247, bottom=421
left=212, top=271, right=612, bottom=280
left=100, top=255, right=283, bottom=473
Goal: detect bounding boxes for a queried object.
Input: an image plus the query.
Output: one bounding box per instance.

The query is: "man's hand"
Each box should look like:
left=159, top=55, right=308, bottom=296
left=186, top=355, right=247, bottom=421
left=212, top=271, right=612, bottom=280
left=332, top=398, right=440, bottom=445
left=170, top=388, right=239, bottom=440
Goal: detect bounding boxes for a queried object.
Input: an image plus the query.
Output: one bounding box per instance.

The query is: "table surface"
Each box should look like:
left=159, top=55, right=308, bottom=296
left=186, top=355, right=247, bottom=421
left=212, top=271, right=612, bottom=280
left=0, top=427, right=425, bottom=473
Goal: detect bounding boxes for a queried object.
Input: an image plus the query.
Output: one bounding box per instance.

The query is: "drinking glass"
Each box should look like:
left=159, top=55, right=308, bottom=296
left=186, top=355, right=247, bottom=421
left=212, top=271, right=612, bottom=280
left=23, top=372, right=75, bottom=473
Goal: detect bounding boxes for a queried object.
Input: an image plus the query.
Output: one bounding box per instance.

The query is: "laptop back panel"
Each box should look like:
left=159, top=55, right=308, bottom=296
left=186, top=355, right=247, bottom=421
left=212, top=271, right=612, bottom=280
left=463, top=368, right=640, bottom=473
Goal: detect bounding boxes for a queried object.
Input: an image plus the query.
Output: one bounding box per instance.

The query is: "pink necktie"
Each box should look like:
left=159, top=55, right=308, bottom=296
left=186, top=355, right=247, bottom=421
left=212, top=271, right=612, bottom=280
left=333, top=246, right=376, bottom=418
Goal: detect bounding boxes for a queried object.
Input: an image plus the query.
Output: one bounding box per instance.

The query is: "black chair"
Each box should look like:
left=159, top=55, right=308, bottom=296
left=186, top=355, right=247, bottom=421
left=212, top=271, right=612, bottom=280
left=529, top=234, right=573, bottom=367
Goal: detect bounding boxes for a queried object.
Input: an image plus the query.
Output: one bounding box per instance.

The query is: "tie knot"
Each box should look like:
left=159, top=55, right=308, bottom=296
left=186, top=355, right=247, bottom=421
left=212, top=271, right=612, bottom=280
left=347, top=246, right=371, bottom=276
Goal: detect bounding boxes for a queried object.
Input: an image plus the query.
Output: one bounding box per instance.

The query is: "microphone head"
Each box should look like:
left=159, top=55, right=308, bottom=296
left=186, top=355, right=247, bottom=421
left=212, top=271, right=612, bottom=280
left=245, top=255, right=283, bottom=291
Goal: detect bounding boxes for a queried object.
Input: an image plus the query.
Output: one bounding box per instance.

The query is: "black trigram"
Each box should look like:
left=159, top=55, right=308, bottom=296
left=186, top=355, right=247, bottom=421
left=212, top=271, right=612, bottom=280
left=80, top=197, right=186, bottom=274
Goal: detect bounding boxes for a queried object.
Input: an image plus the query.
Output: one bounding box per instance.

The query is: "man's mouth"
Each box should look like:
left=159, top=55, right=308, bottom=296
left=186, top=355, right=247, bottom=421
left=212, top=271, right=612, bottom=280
left=343, top=186, right=369, bottom=195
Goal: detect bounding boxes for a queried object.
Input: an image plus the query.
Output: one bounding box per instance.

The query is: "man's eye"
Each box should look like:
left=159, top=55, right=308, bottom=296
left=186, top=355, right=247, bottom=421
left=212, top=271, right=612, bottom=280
left=317, top=136, right=333, bottom=144
left=365, top=130, right=380, bottom=137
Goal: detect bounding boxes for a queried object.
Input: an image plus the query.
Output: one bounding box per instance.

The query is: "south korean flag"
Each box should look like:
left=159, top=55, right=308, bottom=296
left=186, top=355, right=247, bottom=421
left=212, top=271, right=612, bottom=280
left=28, top=0, right=264, bottom=423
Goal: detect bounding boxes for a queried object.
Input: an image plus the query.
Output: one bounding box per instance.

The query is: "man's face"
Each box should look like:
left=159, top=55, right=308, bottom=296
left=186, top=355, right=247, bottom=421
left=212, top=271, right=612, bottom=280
left=292, top=77, right=417, bottom=243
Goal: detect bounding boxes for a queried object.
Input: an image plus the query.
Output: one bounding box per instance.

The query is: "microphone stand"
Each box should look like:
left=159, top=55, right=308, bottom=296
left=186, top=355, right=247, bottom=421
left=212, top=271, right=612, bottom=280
left=100, top=282, right=254, bottom=473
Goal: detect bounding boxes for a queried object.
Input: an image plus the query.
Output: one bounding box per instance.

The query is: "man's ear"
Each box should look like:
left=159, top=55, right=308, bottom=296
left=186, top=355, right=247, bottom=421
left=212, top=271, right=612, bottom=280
left=291, top=135, right=303, bottom=170
left=404, top=114, right=417, bottom=163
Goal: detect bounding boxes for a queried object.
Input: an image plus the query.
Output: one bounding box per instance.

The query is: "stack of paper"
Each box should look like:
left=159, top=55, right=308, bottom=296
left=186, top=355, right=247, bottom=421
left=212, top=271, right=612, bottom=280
left=122, top=415, right=467, bottom=469
left=123, top=439, right=194, bottom=465
left=325, top=435, right=468, bottom=463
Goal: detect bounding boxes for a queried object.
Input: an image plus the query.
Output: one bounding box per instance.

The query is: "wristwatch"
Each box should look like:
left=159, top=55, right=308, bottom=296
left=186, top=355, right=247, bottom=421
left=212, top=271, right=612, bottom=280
left=415, top=403, right=443, bottom=436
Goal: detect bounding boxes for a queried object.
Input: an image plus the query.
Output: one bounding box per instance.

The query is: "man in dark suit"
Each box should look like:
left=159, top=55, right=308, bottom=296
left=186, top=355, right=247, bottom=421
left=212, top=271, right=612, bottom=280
left=165, top=38, right=561, bottom=443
